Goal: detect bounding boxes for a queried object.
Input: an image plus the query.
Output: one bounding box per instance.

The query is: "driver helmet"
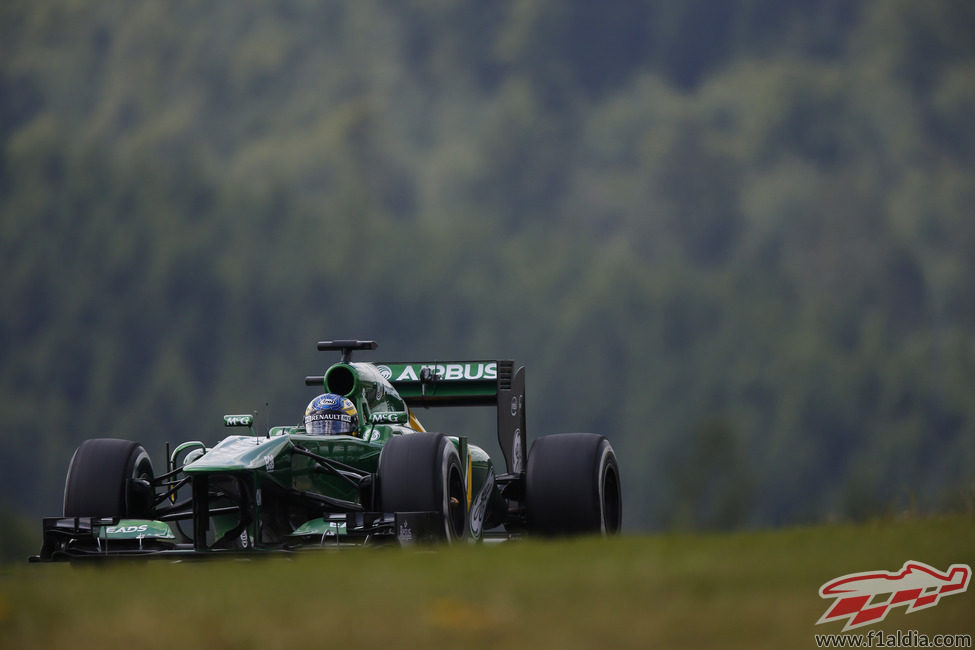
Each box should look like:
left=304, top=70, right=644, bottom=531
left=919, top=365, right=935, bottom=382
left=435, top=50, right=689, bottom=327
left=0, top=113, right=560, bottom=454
left=304, top=393, right=359, bottom=436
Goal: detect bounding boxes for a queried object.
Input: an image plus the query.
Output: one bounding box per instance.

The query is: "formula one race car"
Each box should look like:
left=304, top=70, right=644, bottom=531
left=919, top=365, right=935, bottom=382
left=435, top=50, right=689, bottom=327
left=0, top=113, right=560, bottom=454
left=33, top=340, right=621, bottom=560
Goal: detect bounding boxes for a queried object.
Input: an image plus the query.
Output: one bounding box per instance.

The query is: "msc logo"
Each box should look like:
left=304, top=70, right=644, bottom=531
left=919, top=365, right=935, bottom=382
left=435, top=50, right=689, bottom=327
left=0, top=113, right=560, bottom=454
left=817, top=561, right=971, bottom=631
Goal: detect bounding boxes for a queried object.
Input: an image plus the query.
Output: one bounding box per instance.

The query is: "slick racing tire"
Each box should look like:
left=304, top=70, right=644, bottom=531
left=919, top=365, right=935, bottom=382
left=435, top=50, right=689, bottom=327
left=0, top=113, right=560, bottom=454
left=378, top=433, right=467, bottom=542
left=526, top=433, right=622, bottom=536
left=63, top=438, right=155, bottom=518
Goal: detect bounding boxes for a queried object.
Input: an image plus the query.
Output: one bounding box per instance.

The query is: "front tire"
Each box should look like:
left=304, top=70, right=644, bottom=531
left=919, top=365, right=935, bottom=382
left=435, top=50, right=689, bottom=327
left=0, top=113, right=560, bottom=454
left=63, top=438, right=155, bottom=518
left=378, top=433, right=467, bottom=541
left=526, top=433, right=622, bottom=536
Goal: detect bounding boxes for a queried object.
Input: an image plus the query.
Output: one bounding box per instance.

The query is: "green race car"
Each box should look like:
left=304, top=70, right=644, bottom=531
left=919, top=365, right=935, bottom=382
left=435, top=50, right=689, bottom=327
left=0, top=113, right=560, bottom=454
left=33, top=340, right=621, bottom=560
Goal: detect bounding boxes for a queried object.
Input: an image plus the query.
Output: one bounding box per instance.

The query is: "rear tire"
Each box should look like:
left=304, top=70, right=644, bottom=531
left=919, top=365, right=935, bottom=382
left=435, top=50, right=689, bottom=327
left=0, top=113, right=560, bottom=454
left=63, top=438, right=155, bottom=518
left=378, top=433, right=467, bottom=541
left=526, top=433, right=622, bottom=536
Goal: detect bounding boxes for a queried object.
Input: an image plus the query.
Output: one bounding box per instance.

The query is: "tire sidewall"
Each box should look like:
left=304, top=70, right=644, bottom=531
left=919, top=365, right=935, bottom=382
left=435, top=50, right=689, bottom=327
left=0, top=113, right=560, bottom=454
left=378, top=432, right=468, bottom=542
left=438, top=440, right=465, bottom=541
left=527, top=432, right=621, bottom=536
left=63, top=438, right=154, bottom=518
left=131, top=448, right=153, bottom=481
left=594, top=439, right=621, bottom=534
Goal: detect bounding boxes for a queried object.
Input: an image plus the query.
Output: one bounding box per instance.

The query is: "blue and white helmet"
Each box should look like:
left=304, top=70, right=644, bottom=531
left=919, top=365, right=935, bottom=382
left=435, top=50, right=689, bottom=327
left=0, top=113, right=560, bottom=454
left=303, top=393, right=359, bottom=436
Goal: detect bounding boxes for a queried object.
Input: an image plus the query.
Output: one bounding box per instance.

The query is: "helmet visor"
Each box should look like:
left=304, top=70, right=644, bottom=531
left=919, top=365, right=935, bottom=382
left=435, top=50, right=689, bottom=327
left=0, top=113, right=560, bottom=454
left=304, top=412, right=354, bottom=435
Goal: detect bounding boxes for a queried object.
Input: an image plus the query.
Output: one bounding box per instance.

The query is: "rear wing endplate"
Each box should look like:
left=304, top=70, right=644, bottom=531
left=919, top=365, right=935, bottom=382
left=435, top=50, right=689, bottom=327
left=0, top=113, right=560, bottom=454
left=380, top=360, right=527, bottom=475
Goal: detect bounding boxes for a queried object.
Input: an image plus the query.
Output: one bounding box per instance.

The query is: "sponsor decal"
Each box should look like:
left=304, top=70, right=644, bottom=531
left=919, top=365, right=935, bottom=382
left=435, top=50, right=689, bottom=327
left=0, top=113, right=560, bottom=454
left=264, top=454, right=274, bottom=471
left=392, top=362, right=497, bottom=383
left=398, top=521, right=414, bottom=544
left=394, top=366, right=420, bottom=382
left=224, top=414, right=254, bottom=427
left=511, top=428, right=524, bottom=474
left=306, top=395, right=339, bottom=415
left=107, top=524, right=149, bottom=535
left=103, top=520, right=175, bottom=540
left=469, top=469, right=495, bottom=539
left=377, top=365, right=393, bottom=380
left=817, top=561, right=971, bottom=631
left=306, top=413, right=353, bottom=423
left=370, top=411, right=407, bottom=424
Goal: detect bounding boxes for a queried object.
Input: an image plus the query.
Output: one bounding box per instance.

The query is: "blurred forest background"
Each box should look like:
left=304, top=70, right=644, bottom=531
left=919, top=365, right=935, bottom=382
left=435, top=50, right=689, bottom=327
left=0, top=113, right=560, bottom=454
left=2, top=0, right=975, bottom=558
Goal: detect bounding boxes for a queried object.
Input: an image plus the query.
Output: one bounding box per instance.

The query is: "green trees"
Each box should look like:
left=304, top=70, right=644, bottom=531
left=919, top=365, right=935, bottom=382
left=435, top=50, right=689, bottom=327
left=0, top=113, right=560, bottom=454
left=2, top=0, right=973, bottom=533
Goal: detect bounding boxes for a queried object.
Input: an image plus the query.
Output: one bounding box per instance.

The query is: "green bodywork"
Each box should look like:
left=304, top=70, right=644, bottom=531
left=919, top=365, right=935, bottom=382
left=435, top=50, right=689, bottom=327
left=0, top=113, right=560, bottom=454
left=117, top=359, right=503, bottom=548
left=94, top=519, right=175, bottom=541
left=36, top=345, right=528, bottom=559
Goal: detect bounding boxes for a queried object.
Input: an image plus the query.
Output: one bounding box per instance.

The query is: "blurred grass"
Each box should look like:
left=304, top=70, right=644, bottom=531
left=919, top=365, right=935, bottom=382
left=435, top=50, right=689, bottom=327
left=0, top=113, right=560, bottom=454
left=1, top=516, right=973, bottom=649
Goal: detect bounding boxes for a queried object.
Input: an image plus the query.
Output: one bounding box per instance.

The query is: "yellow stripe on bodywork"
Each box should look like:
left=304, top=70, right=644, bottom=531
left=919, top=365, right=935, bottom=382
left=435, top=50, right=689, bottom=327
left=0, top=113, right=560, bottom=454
left=408, top=410, right=426, bottom=432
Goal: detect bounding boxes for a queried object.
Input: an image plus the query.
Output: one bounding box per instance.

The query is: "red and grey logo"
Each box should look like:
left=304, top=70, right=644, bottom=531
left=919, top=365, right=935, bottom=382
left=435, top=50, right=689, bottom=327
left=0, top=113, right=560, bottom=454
left=817, top=561, right=971, bottom=631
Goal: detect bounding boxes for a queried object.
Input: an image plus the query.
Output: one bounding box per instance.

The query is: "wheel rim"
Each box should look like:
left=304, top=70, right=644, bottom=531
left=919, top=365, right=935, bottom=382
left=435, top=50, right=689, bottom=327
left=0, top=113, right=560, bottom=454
left=446, top=464, right=466, bottom=539
left=601, top=463, right=622, bottom=534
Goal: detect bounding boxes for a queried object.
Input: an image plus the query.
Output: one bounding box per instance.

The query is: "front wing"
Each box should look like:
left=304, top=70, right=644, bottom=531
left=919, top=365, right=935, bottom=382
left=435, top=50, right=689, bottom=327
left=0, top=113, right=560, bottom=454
left=31, top=511, right=447, bottom=562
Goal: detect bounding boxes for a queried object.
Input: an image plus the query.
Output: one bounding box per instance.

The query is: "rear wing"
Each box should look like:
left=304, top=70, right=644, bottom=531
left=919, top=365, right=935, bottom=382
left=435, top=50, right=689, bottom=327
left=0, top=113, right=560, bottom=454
left=379, top=360, right=527, bottom=475
left=312, top=342, right=528, bottom=475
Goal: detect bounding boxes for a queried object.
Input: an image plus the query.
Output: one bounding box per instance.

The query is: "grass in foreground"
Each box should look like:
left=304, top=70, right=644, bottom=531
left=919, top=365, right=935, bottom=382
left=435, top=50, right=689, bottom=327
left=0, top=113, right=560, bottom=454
left=1, top=516, right=973, bottom=649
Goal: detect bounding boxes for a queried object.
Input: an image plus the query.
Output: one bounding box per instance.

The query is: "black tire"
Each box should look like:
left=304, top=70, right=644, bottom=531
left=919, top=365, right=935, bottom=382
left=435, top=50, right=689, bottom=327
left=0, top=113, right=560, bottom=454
left=526, top=433, right=622, bottom=536
left=63, top=438, right=155, bottom=518
left=378, top=433, right=467, bottom=541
